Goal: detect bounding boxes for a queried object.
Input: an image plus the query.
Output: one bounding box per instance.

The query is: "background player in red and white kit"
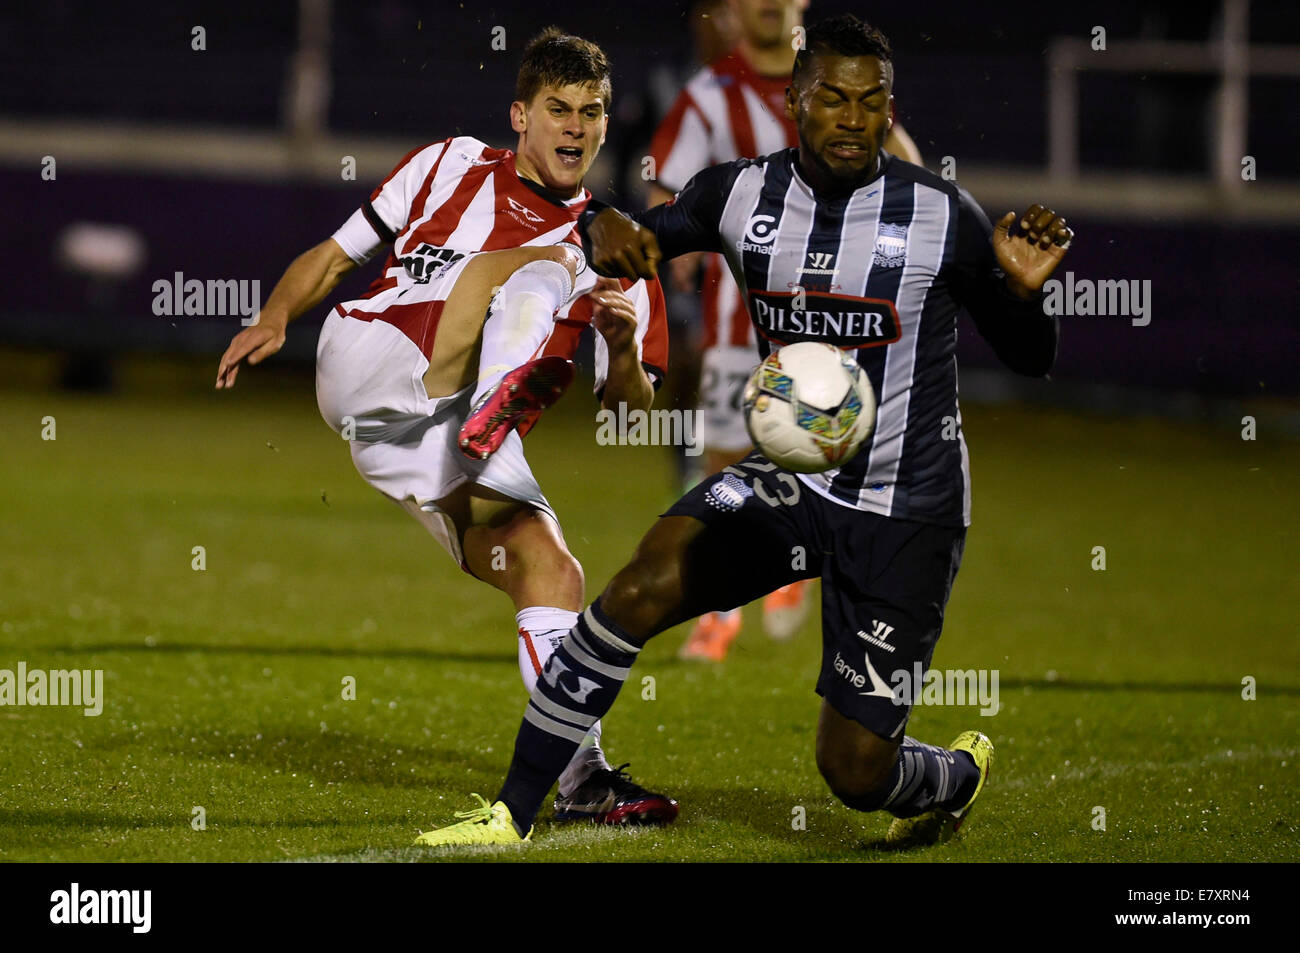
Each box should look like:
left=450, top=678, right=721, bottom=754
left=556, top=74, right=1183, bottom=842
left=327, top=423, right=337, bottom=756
left=214, top=28, right=677, bottom=828
left=647, top=0, right=922, bottom=660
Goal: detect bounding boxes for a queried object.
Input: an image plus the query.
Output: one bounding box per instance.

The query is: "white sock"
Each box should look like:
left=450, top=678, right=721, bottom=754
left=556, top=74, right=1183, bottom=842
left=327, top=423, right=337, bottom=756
left=516, top=606, right=611, bottom=795
left=471, top=260, right=573, bottom=406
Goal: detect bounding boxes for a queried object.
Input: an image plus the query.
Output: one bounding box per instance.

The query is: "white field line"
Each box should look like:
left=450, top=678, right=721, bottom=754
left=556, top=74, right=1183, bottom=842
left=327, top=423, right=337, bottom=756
left=997, top=744, right=1298, bottom=791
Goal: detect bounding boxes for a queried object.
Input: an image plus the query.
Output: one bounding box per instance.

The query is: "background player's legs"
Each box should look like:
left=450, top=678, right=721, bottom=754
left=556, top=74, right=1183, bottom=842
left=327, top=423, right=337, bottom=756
left=679, top=438, right=813, bottom=660
left=677, top=446, right=749, bottom=660
left=421, top=245, right=582, bottom=400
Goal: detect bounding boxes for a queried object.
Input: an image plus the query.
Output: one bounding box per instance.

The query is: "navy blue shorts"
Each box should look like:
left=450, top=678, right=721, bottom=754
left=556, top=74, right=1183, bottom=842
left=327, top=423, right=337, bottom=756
left=664, top=453, right=966, bottom=740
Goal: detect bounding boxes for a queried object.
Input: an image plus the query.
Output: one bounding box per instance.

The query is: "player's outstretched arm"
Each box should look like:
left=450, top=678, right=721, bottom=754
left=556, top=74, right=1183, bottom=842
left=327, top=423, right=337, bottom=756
left=580, top=164, right=734, bottom=280
left=953, top=191, right=1073, bottom=378
left=214, top=238, right=357, bottom=389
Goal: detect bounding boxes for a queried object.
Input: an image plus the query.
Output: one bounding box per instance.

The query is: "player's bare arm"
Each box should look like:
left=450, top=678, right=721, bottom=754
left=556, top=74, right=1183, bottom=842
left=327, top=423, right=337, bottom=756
left=214, top=237, right=357, bottom=389
left=589, top=278, right=654, bottom=413
left=994, top=202, right=1074, bottom=299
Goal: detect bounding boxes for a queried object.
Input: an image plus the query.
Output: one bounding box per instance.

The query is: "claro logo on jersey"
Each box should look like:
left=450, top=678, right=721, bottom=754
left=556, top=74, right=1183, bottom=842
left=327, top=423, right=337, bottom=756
left=748, top=290, right=900, bottom=349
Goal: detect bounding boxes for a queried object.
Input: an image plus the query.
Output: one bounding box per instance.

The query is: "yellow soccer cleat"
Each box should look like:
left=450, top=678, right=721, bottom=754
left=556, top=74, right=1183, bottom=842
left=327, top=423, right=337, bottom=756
left=885, top=730, right=994, bottom=848
left=413, top=795, right=531, bottom=847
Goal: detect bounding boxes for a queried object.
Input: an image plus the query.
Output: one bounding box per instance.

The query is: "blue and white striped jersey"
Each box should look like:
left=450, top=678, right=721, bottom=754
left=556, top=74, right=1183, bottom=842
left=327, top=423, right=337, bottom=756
left=613, top=149, right=1058, bottom=527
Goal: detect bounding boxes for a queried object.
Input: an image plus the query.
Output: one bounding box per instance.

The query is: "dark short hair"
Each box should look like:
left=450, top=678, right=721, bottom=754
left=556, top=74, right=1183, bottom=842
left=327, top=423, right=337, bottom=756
left=792, top=14, right=893, bottom=85
left=516, top=27, right=612, bottom=109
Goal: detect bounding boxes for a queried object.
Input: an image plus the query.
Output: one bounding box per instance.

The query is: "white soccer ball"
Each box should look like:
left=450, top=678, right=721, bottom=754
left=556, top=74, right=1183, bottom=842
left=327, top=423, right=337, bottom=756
left=742, top=342, right=877, bottom=474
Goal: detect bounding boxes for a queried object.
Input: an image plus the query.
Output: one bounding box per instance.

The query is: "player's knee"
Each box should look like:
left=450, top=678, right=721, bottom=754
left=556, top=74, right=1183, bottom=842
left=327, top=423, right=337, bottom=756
left=551, top=547, right=584, bottom=594
left=506, top=531, right=582, bottom=588
left=600, top=556, right=678, bottom=639
left=817, top=747, right=897, bottom=813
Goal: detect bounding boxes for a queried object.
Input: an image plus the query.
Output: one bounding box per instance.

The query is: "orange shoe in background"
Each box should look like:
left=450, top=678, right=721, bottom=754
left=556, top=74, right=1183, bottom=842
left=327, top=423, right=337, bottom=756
left=762, top=581, right=811, bottom=641
left=678, top=609, right=742, bottom=662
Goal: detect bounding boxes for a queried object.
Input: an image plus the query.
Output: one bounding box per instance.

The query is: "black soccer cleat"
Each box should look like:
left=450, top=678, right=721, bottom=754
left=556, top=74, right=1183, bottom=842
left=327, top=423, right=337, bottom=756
left=553, top=763, right=680, bottom=826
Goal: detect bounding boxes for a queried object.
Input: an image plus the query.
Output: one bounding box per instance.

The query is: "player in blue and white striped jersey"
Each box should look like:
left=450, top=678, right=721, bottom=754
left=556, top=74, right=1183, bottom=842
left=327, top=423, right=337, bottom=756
left=413, top=14, right=1075, bottom=849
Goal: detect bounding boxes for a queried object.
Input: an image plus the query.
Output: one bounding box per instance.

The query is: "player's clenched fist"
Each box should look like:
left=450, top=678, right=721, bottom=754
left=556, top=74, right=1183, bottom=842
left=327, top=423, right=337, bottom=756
left=588, top=208, right=662, bottom=280
left=993, top=203, right=1074, bottom=300
left=215, top=318, right=286, bottom=389
left=588, top=277, right=639, bottom=355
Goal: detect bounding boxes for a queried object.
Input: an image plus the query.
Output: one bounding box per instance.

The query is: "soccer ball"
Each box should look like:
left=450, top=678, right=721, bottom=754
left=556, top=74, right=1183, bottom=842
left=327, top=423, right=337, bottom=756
left=742, top=342, right=877, bottom=473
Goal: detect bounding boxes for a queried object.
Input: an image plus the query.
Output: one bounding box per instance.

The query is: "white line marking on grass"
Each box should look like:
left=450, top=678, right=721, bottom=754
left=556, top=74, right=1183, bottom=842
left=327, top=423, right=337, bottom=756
left=998, top=744, right=1299, bottom=792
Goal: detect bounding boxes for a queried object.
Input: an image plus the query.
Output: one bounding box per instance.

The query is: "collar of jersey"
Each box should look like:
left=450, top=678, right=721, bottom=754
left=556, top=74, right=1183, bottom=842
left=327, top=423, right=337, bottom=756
left=788, top=148, right=893, bottom=201
left=514, top=167, right=589, bottom=210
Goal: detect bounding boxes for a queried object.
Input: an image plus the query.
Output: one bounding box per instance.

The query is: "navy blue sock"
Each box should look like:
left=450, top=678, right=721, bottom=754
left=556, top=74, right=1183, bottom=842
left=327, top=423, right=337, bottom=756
left=497, top=601, right=642, bottom=832
left=879, top=737, right=980, bottom=818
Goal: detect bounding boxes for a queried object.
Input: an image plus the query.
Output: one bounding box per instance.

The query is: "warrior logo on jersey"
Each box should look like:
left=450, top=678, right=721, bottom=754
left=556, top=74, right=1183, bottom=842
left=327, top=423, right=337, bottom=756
left=748, top=290, right=900, bottom=349
left=705, top=473, right=754, bottom=512
left=872, top=222, right=909, bottom=269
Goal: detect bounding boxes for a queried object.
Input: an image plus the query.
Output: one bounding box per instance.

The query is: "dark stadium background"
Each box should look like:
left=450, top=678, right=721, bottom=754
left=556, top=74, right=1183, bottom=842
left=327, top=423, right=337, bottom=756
left=4, top=0, right=1298, bottom=407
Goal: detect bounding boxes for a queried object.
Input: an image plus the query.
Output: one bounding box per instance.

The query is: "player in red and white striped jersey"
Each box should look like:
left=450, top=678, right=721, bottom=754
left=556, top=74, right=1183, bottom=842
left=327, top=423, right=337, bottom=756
left=215, top=28, right=677, bottom=829
left=647, top=0, right=922, bottom=660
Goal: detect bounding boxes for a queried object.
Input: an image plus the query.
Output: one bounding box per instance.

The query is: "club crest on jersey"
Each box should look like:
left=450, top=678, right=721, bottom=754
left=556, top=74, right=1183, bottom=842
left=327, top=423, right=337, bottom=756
left=505, top=195, right=544, bottom=228
left=872, top=222, right=908, bottom=269
left=705, top=473, right=753, bottom=512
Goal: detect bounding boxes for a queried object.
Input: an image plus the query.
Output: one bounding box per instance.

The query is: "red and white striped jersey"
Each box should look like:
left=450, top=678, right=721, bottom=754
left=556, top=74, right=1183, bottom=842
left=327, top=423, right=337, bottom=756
left=649, top=51, right=797, bottom=349
left=330, top=135, right=669, bottom=392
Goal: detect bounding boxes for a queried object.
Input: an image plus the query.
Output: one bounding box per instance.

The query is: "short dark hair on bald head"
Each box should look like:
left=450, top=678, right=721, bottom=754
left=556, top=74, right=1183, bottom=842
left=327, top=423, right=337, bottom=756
left=792, top=14, right=893, bottom=86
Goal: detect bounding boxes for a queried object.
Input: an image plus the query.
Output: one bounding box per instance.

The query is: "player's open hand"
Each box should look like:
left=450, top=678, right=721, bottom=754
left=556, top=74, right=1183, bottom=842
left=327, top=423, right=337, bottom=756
left=215, top=318, right=286, bottom=389
left=993, top=204, right=1074, bottom=299
left=589, top=277, right=639, bottom=355
left=589, top=208, right=661, bottom=280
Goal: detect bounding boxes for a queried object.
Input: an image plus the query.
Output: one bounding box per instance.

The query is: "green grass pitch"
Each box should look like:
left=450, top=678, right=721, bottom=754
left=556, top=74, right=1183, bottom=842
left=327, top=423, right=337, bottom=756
left=1, top=354, right=1296, bottom=862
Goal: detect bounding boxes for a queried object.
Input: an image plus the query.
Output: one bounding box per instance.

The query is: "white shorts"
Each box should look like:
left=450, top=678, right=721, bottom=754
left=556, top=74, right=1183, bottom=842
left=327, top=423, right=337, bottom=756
left=315, top=308, right=556, bottom=567
left=698, top=344, right=761, bottom=452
